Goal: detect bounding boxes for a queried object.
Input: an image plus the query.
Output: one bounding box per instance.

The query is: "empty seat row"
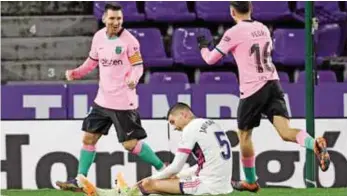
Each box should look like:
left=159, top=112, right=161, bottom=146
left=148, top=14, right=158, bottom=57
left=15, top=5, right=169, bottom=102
left=147, top=70, right=343, bottom=84
left=93, top=1, right=347, bottom=23
left=128, top=28, right=173, bottom=67
left=128, top=26, right=344, bottom=68
left=2, top=63, right=344, bottom=83
left=296, top=70, right=338, bottom=83
left=149, top=72, right=239, bottom=84
left=294, top=1, right=347, bottom=24
left=273, top=24, right=344, bottom=66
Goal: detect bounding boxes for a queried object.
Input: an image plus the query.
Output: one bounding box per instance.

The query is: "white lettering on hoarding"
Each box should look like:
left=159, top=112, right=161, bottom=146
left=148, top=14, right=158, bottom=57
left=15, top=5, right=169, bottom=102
left=206, top=94, right=239, bottom=117
left=23, top=95, right=61, bottom=119
left=73, top=95, right=88, bottom=118
left=152, top=94, right=191, bottom=118
left=1, top=119, right=346, bottom=189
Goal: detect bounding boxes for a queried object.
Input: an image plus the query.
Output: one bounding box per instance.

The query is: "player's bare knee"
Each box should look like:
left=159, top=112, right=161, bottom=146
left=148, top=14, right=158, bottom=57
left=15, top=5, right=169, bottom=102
left=238, top=129, right=252, bottom=142
left=122, top=139, right=138, bottom=151
left=82, top=132, right=100, bottom=145
left=141, top=178, right=155, bottom=192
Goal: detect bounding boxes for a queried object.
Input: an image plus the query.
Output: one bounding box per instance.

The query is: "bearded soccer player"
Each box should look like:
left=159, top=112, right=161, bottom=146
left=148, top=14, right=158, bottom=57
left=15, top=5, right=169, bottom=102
left=198, top=1, right=330, bottom=193
left=77, top=103, right=233, bottom=196
left=56, top=3, right=165, bottom=192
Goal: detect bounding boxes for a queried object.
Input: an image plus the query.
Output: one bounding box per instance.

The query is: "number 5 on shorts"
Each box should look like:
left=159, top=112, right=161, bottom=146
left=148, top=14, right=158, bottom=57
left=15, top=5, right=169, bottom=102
left=214, top=131, right=231, bottom=160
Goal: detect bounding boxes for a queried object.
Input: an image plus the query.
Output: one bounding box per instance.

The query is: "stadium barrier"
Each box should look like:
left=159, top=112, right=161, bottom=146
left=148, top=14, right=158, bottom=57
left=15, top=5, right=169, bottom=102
left=1, top=119, right=346, bottom=189
left=1, top=83, right=347, bottom=120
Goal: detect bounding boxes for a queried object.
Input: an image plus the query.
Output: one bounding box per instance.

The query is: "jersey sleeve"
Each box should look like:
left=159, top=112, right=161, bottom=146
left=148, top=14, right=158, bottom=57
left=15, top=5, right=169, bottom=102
left=201, top=48, right=224, bottom=65
left=151, top=152, right=189, bottom=180
left=215, top=28, right=240, bottom=55
left=150, top=123, right=197, bottom=180
left=127, top=37, right=143, bottom=66
left=177, top=164, right=198, bottom=178
left=89, top=34, right=99, bottom=61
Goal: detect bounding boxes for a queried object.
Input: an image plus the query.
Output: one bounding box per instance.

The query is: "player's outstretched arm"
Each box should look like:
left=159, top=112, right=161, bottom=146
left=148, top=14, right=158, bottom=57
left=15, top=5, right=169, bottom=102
left=66, top=34, right=99, bottom=81
left=66, top=57, right=98, bottom=81
left=198, top=36, right=224, bottom=65
left=151, top=152, right=189, bottom=180
left=177, top=164, right=198, bottom=178
left=198, top=28, right=239, bottom=66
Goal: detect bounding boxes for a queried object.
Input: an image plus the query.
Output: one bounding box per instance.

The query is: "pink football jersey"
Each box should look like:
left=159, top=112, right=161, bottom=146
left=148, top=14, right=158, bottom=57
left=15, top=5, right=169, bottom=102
left=89, top=28, right=143, bottom=110
left=216, top=20, right=279, bottom=98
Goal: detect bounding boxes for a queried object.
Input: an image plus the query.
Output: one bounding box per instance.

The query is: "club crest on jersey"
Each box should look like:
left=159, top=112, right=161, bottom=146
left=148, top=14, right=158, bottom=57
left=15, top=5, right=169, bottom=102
left=115, top=46, right=122, bottom=54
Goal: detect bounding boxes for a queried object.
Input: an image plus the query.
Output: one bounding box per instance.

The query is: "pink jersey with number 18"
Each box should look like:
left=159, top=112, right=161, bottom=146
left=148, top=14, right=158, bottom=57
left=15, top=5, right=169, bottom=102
left=216, top=20, right=279, bottom=98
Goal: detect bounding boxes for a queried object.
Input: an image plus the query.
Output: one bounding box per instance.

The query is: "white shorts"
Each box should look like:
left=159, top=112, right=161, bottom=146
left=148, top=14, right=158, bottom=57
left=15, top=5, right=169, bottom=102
left=179, top=176, right=233, bottom=195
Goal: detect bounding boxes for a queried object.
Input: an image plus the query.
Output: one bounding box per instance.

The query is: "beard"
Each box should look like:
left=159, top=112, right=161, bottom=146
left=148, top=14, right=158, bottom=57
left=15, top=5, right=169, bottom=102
left=107, top=24, right=121, bottom=35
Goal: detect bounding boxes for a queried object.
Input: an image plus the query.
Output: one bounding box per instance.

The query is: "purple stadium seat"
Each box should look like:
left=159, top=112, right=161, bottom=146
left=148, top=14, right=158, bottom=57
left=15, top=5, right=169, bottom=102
left=297, top=71, right=337, bottom=83
left=272, top=29, right=305, bottom=67
left=195, top=2, right=231, bottom=22
left=296, top=71, right=306, bottom=84
left=149, top=72, right=189, bottom=84
left=199, top=72, right=238, bottom=84
left=145, top=2, right=195, bottom=22
left=278, top=71, right=290, bottom=83
left=294, top=2, right=346, bottom=24
left=172, top=28, right=223, bottom=66
left=252, top=1, right=293, bottom=22
left=313, top=1, right=344, bottom=13
left=316, top=24, right=342, bottom=65
left=93, top=2, right=145, bottom=22
left=318, top=71, right=338, bottom=82
left=128, top=28, right=173, bottom=67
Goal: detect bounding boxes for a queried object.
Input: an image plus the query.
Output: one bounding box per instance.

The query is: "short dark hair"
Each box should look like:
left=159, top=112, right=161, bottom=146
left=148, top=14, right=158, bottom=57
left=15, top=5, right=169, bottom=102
left=230, top=1, right=251, bottom=14
left=167, top=102, right=192, bottom=119
left=104, top=3, right=122, bottom=12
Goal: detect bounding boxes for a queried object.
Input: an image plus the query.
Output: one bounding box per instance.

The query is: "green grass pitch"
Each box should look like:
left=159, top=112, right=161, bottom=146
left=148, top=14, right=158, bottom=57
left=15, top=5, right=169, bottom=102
left=1, top=188, right=347, bottom=196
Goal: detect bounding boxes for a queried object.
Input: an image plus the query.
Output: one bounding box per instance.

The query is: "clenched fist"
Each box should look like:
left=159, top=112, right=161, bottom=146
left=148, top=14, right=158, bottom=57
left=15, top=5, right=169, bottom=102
left=65, top=70, right=74, bottom=81
left=126, top=80, right=137, bottom=90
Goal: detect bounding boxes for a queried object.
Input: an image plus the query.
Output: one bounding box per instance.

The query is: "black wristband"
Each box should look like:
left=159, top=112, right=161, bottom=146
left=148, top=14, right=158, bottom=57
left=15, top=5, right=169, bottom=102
left=197, top=36, right=210, bottom=49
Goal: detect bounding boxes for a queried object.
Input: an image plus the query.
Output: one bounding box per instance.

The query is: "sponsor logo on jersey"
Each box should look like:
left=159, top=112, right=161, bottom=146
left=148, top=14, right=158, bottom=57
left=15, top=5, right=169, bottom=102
left=101, top=58, right=123, bottom=66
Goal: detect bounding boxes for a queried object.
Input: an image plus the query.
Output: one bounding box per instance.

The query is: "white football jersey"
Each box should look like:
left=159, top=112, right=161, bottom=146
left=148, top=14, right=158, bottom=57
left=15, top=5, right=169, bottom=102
left=178, top=118, right=233, bottom=192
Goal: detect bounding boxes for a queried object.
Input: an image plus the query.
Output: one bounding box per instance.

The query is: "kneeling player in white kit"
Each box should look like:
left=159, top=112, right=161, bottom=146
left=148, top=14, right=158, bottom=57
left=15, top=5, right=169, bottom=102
left=79, top=102, right=233, bottom=196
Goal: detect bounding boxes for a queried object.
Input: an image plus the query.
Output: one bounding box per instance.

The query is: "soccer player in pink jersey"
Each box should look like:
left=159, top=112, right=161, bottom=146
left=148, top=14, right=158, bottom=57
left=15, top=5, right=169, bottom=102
left=56, top=3, right=164, bottom=192
left=198, top=1, right=330, bottom=193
